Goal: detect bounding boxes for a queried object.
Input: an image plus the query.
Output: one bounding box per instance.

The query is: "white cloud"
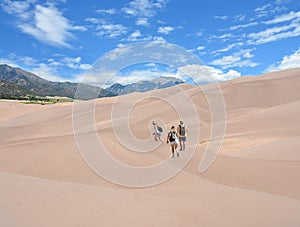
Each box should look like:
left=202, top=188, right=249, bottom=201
left=0, top=59, right=65, bottom=82
left=126, top=30, right=143, bottom=41
left=209, top=49, right=258, bottom=69
left=81, top=63, right=242, bottom=87
left=221, top=10, right=297, bottom=33
left=265, top=11, right=300, bottom=24
left=211, top=43, right=243, bottom=55
left=1, top=2, right=85, bottom=48
left=253, top=4, right=287, bottom=19
left=247, top=20, right=300, bottom=45
left=210, top=57, right=259, bottom=69
left=144, top=63, right=157, bottom=67
left=209, top=33, right=234, bottom=40
left=79, top=64, right=93, bottom=70
left=254, top=3, right=282, bottom=18
left=214, top=15, right=228, bottom=20
left=103, top=46, right=133, bottom=60
left=243, top=51, right=254, bottom=58
left=85, top=17, right=105, bottom=24
left=71, top=25, right=88, bottom=32
left=0, top=0, right=35, bottom=20
left=231, top=60, right=259, bottom=68
left=157, top=26, right=175, bottom=35
left=1, top=53, right=91, bottom=82
left=254, top=4, right=272, bottom=13
left=123, top=34, right=167, bottom=43
left=85, top=65, right=241, bottom=87
left=2, top=53, right=41, bottom=68
left=152, top=36, right=167, bottom=42
left=79, top=69, right=119, bottom=87
left=4, top=54, right=38, bottom=67
left=197, top=46, right=205, bottom=51
left=122, top=0, right=168, bottom=17
left=210, top=55, right=241, bottom=66
left=275, top=0, right=291, bottom=4
left=157, top=19, right=165, bottom=24
left=0, top=58, right=19, bottom=68
left=96, top=8, right=116, bottom=15
left=31, top=63, right=66, bottom=82
left=234, top=14, right=246, bottom=21
left=228, top=21, right=259, bottom=31
left=119, top=70, right=174, bottom=84
left=177, top=64, right=241, bottom=83
left=18, top=4, right=74, bottom=47
left=187, top=30, right=204, bottom=37
left=62, top=57, right=92, bottom=70
left=21, top=56, right=38, bottom=66
left=96, top=22, right=127, bottom=38
left=216, top=10, right=300, bottom=46
left=265, top=48, right=300, bottom=72
left=135, top=18, right=149, bottom=26
left=81, top=68, right=175, bottom=87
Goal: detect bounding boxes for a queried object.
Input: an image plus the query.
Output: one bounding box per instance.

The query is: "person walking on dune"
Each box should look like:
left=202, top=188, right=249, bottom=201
left=152, top=121, right=164, bottom=142
left=177, top=120, right=187, bottom=151
left=167, top=126, right=179, bottom=158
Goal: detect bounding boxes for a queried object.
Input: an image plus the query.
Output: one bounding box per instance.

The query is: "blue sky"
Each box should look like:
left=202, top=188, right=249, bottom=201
left=0, top=0, right=300, bottom=85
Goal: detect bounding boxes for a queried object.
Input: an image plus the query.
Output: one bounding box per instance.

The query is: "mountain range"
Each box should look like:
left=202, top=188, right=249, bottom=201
left=106, top=77, right=184, bottom=95
left=0, top=64, right=184, bottom=99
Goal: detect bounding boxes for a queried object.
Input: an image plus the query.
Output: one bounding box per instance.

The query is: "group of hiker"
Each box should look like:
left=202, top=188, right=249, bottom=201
left=152, top=120, right=187, bottom=158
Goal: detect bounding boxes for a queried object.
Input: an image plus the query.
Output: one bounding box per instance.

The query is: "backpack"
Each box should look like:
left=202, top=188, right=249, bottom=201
left=157, top=126, right=163, bottom=133
left=168, top=131, right=177, bottom=142
left=179, top=125, right=186, bottom=136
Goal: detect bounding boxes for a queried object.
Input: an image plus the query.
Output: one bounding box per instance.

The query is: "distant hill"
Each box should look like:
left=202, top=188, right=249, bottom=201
left=0, top=80, right=33, bottom=99
left=106, top=76, right=184, bottom=95
left=0, top=64, right=185, bottom=100
left=0, top=64, right=115, bottom=99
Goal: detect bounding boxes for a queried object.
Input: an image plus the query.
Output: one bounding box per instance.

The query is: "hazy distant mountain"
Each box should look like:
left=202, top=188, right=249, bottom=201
left=0, top=64, right=115, bottom=99
left=106, top=83, right=126, bottom=95
left=0, top=64, right=185, bottom=100
left=106, top=77, right=184, bottom=95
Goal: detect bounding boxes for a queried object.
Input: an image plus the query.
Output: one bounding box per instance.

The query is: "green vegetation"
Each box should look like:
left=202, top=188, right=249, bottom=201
left=0, top=94, right=73, bottom=105
left=22, top=95, right=73, bottom=105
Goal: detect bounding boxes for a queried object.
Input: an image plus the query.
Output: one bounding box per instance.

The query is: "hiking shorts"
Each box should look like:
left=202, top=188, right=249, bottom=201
left=170, top=139, right=178, bottom=145
left=179, top=136, right=186, bottom=142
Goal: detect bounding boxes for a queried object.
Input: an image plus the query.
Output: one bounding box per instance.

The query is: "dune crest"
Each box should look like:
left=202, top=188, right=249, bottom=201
left=0, top=69, right=300, bottom=226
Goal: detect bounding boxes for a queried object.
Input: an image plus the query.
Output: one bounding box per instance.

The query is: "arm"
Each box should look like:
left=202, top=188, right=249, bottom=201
left=177, top=126, right=181, bottom=137
left=153, top=125, right=157, bottom=134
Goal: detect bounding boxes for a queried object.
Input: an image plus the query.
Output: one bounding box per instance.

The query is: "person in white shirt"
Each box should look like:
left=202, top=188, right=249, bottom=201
left=152, top=121, right=164, bottom=142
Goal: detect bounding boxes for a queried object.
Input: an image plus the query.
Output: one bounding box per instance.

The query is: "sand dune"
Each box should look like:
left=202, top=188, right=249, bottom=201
left=0, top=69, right=300, bottom=226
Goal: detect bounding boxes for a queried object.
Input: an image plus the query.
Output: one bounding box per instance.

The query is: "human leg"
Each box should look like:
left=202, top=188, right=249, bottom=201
left=179, top=138, right=183, bottom=151
left=175, top=143, right=179, bottom=157
left=181, top=137, right=186, bottom=151
left=171, top=145, right=175, bottom=158
left=158, top=134, right=164, bottom=142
